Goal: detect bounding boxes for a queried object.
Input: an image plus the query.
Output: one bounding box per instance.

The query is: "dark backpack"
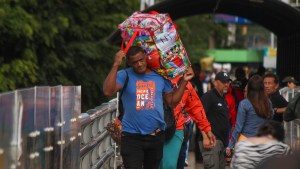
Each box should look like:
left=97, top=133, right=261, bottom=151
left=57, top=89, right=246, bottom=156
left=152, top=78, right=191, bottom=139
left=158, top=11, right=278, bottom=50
left=163, top=102, right=176, bottom=141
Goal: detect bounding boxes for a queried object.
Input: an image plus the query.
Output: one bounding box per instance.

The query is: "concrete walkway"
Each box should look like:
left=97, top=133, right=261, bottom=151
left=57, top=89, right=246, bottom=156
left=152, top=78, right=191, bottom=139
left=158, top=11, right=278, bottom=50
left=186, top=151, right=230, bottom=169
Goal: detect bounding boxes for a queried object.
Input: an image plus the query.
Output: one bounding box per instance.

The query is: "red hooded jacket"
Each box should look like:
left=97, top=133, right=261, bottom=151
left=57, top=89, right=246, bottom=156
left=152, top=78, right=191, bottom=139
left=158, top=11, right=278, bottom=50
left=172, top=78, right=211, bottom=132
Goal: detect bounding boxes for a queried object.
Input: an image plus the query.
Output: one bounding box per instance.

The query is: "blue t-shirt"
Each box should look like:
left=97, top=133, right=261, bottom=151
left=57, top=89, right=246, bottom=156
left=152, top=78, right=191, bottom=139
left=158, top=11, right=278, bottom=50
left=116, top=68, right=173, bottom=135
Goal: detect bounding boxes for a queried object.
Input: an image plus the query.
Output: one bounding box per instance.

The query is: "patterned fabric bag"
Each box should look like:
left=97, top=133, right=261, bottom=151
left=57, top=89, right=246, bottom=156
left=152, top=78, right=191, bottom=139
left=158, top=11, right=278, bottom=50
left=105, top=118, right=122, bottom=145
left=119, top=11, right=190, bottom=80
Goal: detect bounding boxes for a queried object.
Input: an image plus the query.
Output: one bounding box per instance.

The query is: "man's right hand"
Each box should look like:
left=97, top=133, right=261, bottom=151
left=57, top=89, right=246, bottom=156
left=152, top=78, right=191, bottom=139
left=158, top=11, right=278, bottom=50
left=103, top=50, right=124, bottom=96
left=207, top=131, right=216, bottom=147
left=114, top=50, right=126, bottom=67
left=201, top=131, right=216, bottom=149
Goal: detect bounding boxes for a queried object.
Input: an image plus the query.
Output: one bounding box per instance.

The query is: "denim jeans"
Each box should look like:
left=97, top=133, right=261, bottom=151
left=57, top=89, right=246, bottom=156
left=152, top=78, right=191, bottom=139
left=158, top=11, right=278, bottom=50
left=177, top=120, right=194, bottom=169
left=121, top=131, right=165, bottom=169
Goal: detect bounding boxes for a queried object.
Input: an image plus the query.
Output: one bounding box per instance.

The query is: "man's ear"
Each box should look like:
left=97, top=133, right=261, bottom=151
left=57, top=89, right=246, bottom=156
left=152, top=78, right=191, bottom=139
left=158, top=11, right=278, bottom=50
left=126, top=58, right=131, bottom=67
left=213, top=80, right=218, bottom=88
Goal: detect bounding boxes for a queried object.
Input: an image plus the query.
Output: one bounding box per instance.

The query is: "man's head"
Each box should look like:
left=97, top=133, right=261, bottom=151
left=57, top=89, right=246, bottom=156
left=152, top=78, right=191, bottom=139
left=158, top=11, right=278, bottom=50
left=126, top=46, right=149, bottom=74
left=263, top=73, right=279, bottom=96
left=192, top=63, right=201, bottom=76
left=235, top=67, right=246, bottom=80
left=214, top=71, right=231, bottom=95
left=282, top=76, right=298, bottom=89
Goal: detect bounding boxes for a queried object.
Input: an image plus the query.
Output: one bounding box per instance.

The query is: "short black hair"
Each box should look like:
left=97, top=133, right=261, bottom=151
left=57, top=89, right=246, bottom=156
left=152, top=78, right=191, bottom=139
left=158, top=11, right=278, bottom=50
left=257, top=66, right=266, bottom=76
left=126, top=46, right=145, bottom=60
left=263, top=73, right=279, bottom=84
left=256, top=120, right=285, bottom=141
left=235, top=67, right=246, bottom=80
left=192, top=63, right=201, bottom=75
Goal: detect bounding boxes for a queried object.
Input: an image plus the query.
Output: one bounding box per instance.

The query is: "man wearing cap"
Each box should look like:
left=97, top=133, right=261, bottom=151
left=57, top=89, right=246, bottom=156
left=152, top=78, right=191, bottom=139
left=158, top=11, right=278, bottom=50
left=198, top=71, right=231, bottom=169
left=280, top=76, right=300, bottom=102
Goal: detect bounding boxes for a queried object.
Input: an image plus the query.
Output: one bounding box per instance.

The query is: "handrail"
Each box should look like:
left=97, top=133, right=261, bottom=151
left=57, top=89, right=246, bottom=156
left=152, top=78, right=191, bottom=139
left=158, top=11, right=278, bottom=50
left=80, top=131, right=109, bottom=157
left=284, top=119, right=300, bottom=151
left=79, top=99, right=118, bottom=169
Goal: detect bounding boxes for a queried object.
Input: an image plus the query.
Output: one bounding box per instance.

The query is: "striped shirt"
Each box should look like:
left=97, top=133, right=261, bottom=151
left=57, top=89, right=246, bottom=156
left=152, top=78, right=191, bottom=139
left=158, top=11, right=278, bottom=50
left=231, top=139, right=290, bottom=169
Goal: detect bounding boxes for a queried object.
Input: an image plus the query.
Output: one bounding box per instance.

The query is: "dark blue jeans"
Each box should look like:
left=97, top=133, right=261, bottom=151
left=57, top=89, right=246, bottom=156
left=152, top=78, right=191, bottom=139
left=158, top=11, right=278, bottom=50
left=177, top=121, right=194, bottom=169
left=121, top=131, right=165, bottom=169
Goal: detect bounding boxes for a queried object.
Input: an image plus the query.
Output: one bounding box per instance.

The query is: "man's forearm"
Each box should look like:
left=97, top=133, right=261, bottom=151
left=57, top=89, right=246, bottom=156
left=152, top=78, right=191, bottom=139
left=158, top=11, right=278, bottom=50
left=171, top=80, right=188, bottom=107
left=277, top=107, right=286, bottom=114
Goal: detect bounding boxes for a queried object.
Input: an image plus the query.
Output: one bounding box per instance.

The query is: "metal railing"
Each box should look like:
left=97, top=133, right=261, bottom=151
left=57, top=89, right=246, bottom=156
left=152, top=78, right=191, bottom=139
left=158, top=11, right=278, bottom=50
left=79, top=99, right=118, bottom=169
left=280, top=89, right=300, bottom=151
left=1, top=85, right=299, bottom=169
left=285, top=119, right=300, bottom=151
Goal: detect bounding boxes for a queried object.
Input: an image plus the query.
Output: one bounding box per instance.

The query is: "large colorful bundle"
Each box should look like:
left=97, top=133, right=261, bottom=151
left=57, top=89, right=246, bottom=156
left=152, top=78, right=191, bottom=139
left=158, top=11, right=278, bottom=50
left=119, top=11, right=190, bottom=80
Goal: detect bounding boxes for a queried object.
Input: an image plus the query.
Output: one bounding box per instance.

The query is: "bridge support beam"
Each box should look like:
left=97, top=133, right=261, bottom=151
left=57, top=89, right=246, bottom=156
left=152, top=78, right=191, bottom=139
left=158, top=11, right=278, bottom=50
left=277, top=33, right=300, bottom=82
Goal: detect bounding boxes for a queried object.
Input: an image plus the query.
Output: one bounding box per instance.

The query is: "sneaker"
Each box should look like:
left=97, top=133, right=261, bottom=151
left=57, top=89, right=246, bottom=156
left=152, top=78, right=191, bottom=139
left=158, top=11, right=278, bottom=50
left=184, top=160, right=188, bottom=167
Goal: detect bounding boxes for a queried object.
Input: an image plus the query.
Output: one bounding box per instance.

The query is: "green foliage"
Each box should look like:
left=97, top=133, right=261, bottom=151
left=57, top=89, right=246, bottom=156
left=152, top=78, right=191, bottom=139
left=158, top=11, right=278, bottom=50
left=0, top=0, right=230, bottom=111
left=0, top=57, right=38, bottom=91
left=0, top=0, right=139, bottom=111
left=176, top=15, right=229, bottom=63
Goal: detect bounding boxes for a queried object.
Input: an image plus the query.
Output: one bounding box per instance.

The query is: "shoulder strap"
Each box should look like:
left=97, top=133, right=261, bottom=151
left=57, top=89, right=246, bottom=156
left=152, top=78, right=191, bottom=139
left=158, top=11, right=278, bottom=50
left=118, top=70, right=129, bottom=119
left=120, top=70, right=129, bottom=97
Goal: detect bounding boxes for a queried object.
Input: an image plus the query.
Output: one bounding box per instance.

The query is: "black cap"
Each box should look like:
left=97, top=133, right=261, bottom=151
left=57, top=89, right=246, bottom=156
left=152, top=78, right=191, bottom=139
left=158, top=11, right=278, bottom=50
left=215, top=71, right=231, bottom=83
left=282, top=76, right=299, bottom=83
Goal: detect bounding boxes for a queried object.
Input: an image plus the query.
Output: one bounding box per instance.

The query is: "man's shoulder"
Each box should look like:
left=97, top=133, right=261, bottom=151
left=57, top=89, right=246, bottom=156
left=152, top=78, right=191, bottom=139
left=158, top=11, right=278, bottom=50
left=271, top=91, right=288, bottom=105
left=272, top=91, right=286, bottom=99
left=201, top=89, right=215, bottom=99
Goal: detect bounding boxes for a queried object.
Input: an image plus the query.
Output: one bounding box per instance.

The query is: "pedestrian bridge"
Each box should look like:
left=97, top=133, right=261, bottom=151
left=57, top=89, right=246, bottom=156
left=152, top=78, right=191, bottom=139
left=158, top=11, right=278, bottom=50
left=0, top=86, right=300, bottom=169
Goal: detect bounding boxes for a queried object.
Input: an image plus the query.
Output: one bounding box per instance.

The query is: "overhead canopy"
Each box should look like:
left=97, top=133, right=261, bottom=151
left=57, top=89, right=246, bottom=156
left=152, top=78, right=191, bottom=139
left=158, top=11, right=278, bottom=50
left=206, top=49, right=264, bottom=63
left=108, top=0, right=300, bottom=44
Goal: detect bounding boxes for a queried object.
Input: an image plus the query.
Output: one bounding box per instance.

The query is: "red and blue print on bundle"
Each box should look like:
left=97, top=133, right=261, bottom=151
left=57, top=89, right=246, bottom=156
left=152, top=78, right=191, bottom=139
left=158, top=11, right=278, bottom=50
left=118, top=11, right=190, bottom=80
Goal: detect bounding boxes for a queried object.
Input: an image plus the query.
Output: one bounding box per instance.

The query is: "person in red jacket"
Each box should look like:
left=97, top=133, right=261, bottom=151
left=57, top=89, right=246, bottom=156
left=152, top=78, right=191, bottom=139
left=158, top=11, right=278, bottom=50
left=226, top=85, right=237, bottom=136
left=225, top=85, right=237, bottom=164
left=159, top=76, right=216, bottom=169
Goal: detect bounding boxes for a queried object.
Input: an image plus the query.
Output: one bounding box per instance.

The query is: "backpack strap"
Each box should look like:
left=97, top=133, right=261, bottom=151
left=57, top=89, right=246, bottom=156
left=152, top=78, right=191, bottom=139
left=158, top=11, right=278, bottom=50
left=118, top=70, right=129, bottom=118
left=120, top=70, right=129, bottom=98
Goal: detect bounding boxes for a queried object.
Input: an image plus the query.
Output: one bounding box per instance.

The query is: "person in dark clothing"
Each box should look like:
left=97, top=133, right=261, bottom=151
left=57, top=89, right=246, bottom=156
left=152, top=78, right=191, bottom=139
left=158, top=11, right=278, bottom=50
left=190, top=63, right=205, bottom=164
left=191, top=63, right=204, bottom=98
left=263, top=73, right=288, bottom=123
left=256, top=66, right=266, bottom=77
left=199, top=71, right=231, bottom=169
left=231, top=67, right=248, bottom=106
